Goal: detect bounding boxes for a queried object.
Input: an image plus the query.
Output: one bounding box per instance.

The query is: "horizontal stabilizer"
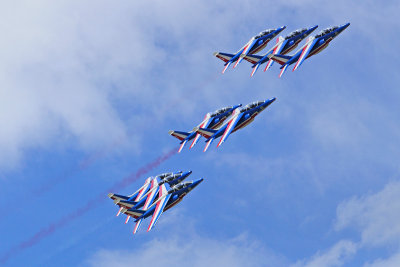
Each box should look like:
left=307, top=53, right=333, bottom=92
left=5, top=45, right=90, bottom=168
left=118, top=200, right=138, bottom=209
left=194, top=127, right=217, bottom=139
left=214, top=52, right=235, bottom=63
left=242, top=54, right=262, bottom=65
left=108, top=193, right=129, bottom=201
left=268, top=54, right=291, bottom=66
left=169, top=130, right=190, bottom=141
left=125, top=209, right=145, bottom=219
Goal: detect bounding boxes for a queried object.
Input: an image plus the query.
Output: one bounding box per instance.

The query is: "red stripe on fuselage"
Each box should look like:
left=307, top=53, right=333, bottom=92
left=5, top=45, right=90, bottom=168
left=233, top=112, right=258, bottom=132
left=307, top=38, right=332, bottom=58
left=250, top=39, right=271, bottom=54
left=281, top=39, right=301, bottom=55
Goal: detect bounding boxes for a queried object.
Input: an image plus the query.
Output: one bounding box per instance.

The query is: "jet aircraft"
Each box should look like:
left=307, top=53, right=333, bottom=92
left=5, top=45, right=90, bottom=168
left=194, top=98, right=276, bottom=152
left=109, top=175, right=203, bottom=234
left=109, top=171, right=191, bottom=219
left=244, top=25, right=318, bottom=76
left=169, top=105, right=241, bottom=152
left=268, top=23, right=350, bottom=77
left=214, top=26, right=286, bottom=73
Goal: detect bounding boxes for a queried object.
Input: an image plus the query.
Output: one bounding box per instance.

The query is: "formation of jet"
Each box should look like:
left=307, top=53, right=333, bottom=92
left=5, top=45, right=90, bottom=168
left=194, top=98, right=276, bottom=151
left=269, top=23, right=350, bottom=77
left=109, top=171, right=202, bottom=234
left=169, top=98, right=276, bottom=152
left=214, top=26, right=286, bottom=73
left=169, top=105, right=241, bottom=152
left=214, top=23, right=350, bottom=77
left=110, top=23, right=351, bottom=238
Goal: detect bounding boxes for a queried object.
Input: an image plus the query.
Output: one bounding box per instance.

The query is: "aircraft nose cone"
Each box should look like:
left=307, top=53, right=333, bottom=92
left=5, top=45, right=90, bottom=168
left=192, top=178, right=204, bottom=188
left=184, top=171, right=193, bottom=176
left=339, top=23, right=350, bottom=31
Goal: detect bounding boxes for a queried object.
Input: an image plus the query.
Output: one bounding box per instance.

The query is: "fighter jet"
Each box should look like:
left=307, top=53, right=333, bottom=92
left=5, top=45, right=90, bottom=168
left=214, top=26, right=286, bottom=73
left=244, top=25, right=318, bottom=76
left=268, top=23, right=350, bottom=77
left=169, top=105, right=241, bottom=152
left=194, top=98, right=276, bottom=152
left=109, top=171, right=192, bottom=221
left=113, top=178, right=203, bottom=234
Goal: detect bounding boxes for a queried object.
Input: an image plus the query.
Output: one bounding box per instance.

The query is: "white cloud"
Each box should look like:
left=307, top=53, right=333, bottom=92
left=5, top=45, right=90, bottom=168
left=292, top=240, right=357, bottom=267
left=364, top=251, right=400, bottom=267
left=335, top=181, right=400, bottom=247
left=86, top=233, right=286, bottom=267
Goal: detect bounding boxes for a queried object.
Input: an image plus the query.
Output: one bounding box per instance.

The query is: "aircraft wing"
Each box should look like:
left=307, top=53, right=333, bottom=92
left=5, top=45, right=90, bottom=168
left=292, top=37, right=317, bottom=71
left=217, top=112, right=244, bottom=147
left=147, top=184, right=171, bottom=232
left=265, top=37, right=286, bottom=71
left=190, top=113, right=211, bottom=149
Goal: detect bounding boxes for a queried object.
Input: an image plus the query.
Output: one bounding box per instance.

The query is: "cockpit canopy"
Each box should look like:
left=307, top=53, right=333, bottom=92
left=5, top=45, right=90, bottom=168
left=255, top=29, right=275, bottom=39
left=315, top=26, right=338, bottom=38
left=241, top=101, right=264, bottom=111
left=285, top=28, right=307, bottom=39
left=171, top=181, right=192, bottom=191
left=210, top=107, right=232, bottom=117
left=157, top=172, right=173, bottom=179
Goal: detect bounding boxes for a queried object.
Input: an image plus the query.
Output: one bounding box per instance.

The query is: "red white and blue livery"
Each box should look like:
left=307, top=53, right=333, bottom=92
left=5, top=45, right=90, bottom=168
left=108, top=171, right=201, bottom=235
left=214, top=26, right=286, bottom=73
left=244, top=25, right=318, bottom=76
left=194, top=98, right=276, bottom=152
left=169, top=105, right=241, bottom=152
left=268, top=23, right=350, bottom=77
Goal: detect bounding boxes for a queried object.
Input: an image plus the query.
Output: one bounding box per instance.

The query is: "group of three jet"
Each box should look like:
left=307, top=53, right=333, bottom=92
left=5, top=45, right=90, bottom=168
left=108, top=170, right=202, bottom=234
left=169, top=97, right=276, bottom=153
left=215, top=23, right=350, bottom=77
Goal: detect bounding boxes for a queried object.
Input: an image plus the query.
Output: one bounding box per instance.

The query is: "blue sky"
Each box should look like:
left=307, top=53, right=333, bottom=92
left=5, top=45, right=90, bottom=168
left=1, top=0, right=400, bottom=266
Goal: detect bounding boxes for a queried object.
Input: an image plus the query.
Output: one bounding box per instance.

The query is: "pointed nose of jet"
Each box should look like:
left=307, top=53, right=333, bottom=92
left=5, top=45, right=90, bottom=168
left=181, top=170, right=192, bottom=178
left=309, top=25, right=318, bottom=33
left=262, top=97, right=276, bottom=108
left=190, top=178, right=204, bottom=189
left=338, top=22, right=350, bottom=33
left=277, top=26, right=286, bottom=33
left=232, top=104, right=242, bottom=109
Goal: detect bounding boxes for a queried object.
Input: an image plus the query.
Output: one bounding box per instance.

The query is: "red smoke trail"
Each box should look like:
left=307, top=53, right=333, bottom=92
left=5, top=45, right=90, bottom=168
left=0, top=137, right=126, bottom=223
left=0, top=146, right=178, bottom=264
